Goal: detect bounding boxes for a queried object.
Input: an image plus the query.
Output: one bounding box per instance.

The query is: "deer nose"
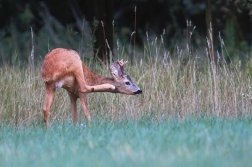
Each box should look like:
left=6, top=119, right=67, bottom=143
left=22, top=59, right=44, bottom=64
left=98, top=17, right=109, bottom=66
left=134, top=89, right=142, bottom=95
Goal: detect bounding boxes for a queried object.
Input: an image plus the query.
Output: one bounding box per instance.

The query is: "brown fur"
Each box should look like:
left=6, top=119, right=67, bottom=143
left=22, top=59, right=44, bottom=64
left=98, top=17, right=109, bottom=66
left=41, top=48, right=141, bottom=129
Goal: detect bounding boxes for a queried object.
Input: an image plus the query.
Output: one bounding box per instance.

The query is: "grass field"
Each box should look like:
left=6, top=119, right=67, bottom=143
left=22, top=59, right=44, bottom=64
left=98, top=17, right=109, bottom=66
left=1, top=33, right=252, bottom=166
left=1, top=117, right=252, bottom=167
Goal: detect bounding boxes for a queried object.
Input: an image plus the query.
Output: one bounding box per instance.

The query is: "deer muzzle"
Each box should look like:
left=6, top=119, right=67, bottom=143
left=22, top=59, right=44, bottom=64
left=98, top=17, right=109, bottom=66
left=134, top=89, right=142, bottom=95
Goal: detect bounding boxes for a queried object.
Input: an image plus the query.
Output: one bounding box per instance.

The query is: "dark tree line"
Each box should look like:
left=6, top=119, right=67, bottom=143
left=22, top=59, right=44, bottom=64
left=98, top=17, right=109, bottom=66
left=0, top=0, right=252, bottom=63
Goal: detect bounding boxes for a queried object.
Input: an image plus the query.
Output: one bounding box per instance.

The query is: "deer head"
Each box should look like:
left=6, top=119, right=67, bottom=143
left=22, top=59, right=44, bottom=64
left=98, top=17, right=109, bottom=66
left=110, top=60, right=142, bottom=95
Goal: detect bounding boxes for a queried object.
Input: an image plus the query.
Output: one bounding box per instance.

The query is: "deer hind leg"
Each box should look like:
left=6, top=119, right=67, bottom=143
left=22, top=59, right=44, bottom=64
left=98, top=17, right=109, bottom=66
left=79, top=93, right=91, bottom=126
left=73, top=62, right=115, bottom=93
left=75, top=73, right=116, bottom=93
left=71, top=66, right=91, bottom=93
left=43, top=83, right=55, bottom=129
left=72, top=61, right=91, bottom=93
left=67, top=92, right=78, bottom=123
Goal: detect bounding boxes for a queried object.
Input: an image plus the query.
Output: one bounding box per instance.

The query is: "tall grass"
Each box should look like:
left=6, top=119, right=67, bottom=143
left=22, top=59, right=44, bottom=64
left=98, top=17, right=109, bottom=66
left=1, top=25, right=252, bottom=167
left=0, top=40, right=251, bottom=126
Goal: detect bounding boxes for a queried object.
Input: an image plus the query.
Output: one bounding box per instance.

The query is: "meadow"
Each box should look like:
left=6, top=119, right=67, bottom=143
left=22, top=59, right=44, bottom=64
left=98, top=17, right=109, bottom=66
left=1, top=118, right=252, bottom=167
left=1, top=31, right=252, bottom=166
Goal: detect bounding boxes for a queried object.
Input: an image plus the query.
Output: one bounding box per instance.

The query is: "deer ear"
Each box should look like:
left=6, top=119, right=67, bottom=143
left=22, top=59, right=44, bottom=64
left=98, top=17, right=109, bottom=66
left=110, top=63, right=122, bottom=79
left=110, top=64, right=119, bottom=78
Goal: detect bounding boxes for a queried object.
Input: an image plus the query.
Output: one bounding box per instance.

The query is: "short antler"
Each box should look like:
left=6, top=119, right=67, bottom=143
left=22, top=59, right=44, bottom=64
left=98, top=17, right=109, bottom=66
left=117, top=59, right=128, bottom=74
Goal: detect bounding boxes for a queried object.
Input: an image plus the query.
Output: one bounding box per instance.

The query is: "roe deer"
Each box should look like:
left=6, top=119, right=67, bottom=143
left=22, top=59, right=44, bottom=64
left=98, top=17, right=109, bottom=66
left=41, top=48, right=142, bottom=129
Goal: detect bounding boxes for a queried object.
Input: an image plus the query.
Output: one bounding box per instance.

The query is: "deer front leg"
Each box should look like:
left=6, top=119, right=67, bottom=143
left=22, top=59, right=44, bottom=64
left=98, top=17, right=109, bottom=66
left=43, top=83, right=55, bottom=129
left=79, top=93, right=91, bottom=126
left=68, top=92, right=78, bottom=123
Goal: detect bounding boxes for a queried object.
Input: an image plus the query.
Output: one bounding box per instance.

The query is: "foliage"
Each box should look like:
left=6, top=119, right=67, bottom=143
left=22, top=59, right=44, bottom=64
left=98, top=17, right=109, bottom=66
left=0, top=0, right=251, bottom=64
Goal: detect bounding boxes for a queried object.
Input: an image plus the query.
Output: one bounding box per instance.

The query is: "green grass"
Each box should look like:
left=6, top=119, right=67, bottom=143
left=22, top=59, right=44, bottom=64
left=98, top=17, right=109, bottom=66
left=0, top=117, right=252, bottom=167
left=1, top=25, right=252, bottom=166
left=1, top=51, right=252, bottom=166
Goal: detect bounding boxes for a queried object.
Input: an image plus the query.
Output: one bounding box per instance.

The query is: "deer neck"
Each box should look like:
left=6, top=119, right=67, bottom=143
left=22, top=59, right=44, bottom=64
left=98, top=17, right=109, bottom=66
left=94, top=75, right=115, bottom=85
left=82, top=63, right=116, bottom=87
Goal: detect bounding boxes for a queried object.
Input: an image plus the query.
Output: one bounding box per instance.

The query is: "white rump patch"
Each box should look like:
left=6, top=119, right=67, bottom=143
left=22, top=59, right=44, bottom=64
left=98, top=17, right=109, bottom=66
left=55, top=80, right=64, bottom=88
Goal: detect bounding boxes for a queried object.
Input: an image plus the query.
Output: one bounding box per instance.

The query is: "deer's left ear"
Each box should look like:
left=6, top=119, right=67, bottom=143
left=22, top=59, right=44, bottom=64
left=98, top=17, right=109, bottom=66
left=110, top=64, right=122, bottom=79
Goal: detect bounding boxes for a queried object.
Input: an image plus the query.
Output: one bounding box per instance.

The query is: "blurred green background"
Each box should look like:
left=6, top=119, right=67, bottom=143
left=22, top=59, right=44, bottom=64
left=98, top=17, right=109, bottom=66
left=0, top=0, right=251, bottom=64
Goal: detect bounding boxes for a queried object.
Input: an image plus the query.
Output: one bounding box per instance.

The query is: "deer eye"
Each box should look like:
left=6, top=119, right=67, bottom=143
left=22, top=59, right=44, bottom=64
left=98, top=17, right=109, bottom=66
left=125, top=82, right=131, bottom=85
